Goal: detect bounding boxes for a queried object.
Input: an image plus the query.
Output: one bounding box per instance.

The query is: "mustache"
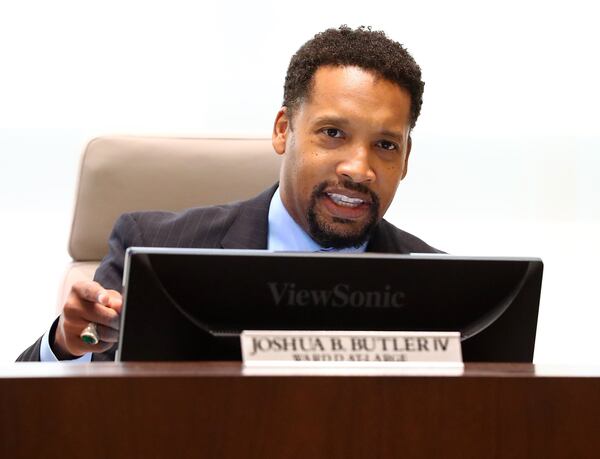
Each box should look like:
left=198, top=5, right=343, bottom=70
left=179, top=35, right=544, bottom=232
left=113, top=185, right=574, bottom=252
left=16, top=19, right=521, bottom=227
left=313, top=179, right=380, bottom=207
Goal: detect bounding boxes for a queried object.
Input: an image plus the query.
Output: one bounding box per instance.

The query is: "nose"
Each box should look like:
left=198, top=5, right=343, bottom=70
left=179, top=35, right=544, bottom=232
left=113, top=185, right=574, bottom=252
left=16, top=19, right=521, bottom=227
left=335, top=145, right=376, bottom=184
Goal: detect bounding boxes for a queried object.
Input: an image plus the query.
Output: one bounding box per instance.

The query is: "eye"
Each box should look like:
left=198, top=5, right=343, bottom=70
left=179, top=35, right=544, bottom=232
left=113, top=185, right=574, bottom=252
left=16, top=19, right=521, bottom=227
left=322, top=127, right=344, bottom=138
left=376, top=140, right=398, bottom=151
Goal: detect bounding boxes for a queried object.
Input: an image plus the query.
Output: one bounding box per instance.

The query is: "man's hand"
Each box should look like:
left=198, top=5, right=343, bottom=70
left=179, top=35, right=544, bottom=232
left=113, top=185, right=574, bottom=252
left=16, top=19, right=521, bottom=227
left=53, top=281, right=123, bottom=359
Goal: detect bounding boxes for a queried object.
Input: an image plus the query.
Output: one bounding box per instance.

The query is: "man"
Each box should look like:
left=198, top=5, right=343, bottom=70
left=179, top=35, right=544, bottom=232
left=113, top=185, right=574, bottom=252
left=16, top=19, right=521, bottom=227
left=18, top=25, right=441, bottom=362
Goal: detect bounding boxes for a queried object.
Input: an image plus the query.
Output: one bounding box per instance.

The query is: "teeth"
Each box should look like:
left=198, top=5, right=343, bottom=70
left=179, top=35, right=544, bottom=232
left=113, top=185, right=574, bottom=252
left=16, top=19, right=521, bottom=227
left=327, top=193, right=365, bottom=207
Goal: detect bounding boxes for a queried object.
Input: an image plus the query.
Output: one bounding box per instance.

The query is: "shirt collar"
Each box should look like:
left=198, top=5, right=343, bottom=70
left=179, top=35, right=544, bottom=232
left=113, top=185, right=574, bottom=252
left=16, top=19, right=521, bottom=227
left=267, top=187, right=367, bottom=253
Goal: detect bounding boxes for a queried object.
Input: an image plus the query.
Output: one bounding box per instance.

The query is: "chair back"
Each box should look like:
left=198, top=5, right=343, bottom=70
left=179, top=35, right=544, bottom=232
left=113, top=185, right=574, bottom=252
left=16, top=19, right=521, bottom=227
left=59, top=136, right=281, bottom=310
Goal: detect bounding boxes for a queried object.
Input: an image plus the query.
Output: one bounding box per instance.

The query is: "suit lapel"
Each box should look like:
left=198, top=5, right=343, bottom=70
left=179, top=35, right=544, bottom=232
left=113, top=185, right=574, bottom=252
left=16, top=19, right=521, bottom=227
left=220, top=184, right=278, bottom=250
left=366, top=219, right=402, bottom=254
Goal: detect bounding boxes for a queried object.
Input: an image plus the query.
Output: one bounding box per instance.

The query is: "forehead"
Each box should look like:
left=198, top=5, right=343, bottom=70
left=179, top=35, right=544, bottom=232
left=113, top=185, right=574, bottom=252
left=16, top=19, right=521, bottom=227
left=299, top=65, right=412, bottom=129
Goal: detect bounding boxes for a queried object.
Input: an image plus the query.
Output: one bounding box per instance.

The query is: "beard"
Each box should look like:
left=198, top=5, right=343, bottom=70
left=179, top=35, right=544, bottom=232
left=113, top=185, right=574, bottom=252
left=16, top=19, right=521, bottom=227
left=307, top=179, right=380, bottom=249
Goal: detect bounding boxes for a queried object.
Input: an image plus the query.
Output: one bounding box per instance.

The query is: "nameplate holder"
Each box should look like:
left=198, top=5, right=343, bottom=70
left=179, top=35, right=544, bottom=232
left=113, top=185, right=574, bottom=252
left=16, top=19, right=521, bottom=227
left=241, top=330, right=463, bottom=367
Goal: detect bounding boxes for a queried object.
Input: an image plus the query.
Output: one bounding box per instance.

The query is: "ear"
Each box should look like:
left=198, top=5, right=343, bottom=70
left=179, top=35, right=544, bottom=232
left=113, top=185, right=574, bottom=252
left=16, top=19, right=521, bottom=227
left=401, top=136, right=412, bottom=180
left=272, top=107, right=289, bottom=156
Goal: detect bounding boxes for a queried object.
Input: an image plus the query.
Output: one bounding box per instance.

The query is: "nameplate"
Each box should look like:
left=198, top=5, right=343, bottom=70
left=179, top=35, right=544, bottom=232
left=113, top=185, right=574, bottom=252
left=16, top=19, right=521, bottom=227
left=241, top=331, right=462, bottom=366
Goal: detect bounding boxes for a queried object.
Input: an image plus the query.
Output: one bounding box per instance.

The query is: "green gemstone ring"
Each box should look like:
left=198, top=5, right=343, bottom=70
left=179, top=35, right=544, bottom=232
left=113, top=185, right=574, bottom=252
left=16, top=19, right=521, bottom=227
left=80, top=322, right=99, bottom=345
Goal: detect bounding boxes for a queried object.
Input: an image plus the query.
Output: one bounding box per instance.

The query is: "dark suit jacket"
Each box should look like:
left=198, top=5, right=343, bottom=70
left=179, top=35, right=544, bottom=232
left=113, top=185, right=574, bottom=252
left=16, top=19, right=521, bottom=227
left=17, top=184, right=441, bottom=361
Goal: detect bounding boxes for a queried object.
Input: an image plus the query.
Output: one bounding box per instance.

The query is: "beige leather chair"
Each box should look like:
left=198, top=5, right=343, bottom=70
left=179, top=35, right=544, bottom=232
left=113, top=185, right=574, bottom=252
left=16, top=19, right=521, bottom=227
left=58, top=136, right=282, bottom=312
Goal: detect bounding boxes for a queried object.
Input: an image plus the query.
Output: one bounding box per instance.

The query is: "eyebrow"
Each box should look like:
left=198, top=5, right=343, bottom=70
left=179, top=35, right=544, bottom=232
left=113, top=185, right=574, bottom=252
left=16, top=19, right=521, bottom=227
left=313, top=116, right=351, bottom=127
left=313, top=116, right=405, bottom=142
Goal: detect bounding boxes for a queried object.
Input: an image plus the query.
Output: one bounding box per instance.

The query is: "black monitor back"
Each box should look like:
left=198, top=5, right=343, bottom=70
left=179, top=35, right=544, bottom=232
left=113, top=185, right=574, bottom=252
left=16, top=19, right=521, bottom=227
left=117, top=249, right=543, bottom=362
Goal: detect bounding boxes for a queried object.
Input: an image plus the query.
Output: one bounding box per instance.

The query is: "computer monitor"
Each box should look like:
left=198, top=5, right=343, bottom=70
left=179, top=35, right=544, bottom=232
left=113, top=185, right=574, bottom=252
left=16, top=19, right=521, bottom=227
left=117, top=248, right=543, bottom=362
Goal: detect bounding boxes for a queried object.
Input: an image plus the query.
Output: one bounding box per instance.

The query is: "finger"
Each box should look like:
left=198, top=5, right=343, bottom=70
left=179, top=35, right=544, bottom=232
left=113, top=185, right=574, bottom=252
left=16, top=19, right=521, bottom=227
left=72, top=281, right=123, bottom=311
left=100, top=289, right=123, bottom=313
left=71, top=281, right=106, bottom=304
left=63, top=293, right=120, bottom=330
left=95, top=323, right=120, bottom=343
left=79, top=301, right=121, bottom=330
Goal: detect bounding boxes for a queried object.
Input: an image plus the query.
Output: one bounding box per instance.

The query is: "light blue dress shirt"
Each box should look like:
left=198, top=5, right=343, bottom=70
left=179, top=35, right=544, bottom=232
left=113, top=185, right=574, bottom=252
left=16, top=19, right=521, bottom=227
left=268, top=188, right=368, bottom=253
left=41, top=187, right=367, bottom=362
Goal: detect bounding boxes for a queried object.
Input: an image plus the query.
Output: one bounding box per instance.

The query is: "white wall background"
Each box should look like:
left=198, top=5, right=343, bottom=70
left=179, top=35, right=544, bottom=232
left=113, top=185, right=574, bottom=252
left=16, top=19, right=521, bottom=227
left=1, top=0, right=598, bottom=363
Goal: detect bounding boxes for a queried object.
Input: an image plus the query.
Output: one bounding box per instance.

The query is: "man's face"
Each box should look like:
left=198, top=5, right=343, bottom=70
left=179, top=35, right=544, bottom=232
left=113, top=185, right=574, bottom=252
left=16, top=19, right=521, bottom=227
left=272, top=65, right=412, bottom=248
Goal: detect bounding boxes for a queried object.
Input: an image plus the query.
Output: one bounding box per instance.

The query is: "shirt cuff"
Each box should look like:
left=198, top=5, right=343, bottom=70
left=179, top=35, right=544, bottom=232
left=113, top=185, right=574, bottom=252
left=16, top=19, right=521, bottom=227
left=40, top=325, right=93, bottom=363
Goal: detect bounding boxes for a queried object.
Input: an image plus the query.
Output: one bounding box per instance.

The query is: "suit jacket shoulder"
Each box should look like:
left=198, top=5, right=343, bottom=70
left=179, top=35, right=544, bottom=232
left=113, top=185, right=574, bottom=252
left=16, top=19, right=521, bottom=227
left=94, top=185, right=276, bottom=292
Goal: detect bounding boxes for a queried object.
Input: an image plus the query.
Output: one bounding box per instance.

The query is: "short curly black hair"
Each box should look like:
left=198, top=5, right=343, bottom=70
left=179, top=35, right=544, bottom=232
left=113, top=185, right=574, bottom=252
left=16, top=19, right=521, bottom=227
left=283, top=25, right=424, bottom=129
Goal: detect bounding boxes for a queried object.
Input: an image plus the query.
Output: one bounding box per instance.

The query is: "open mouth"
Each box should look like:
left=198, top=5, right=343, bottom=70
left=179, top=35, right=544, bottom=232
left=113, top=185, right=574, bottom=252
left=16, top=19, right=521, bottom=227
left=326, top=192, right=368, bottom=208
left=321, top=190, right=374, bottom=220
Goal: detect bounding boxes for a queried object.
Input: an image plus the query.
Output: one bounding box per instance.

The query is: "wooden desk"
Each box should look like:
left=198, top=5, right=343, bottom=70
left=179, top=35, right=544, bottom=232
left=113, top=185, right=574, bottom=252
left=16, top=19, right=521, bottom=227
left=1, top=363, right=599, bottom=458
